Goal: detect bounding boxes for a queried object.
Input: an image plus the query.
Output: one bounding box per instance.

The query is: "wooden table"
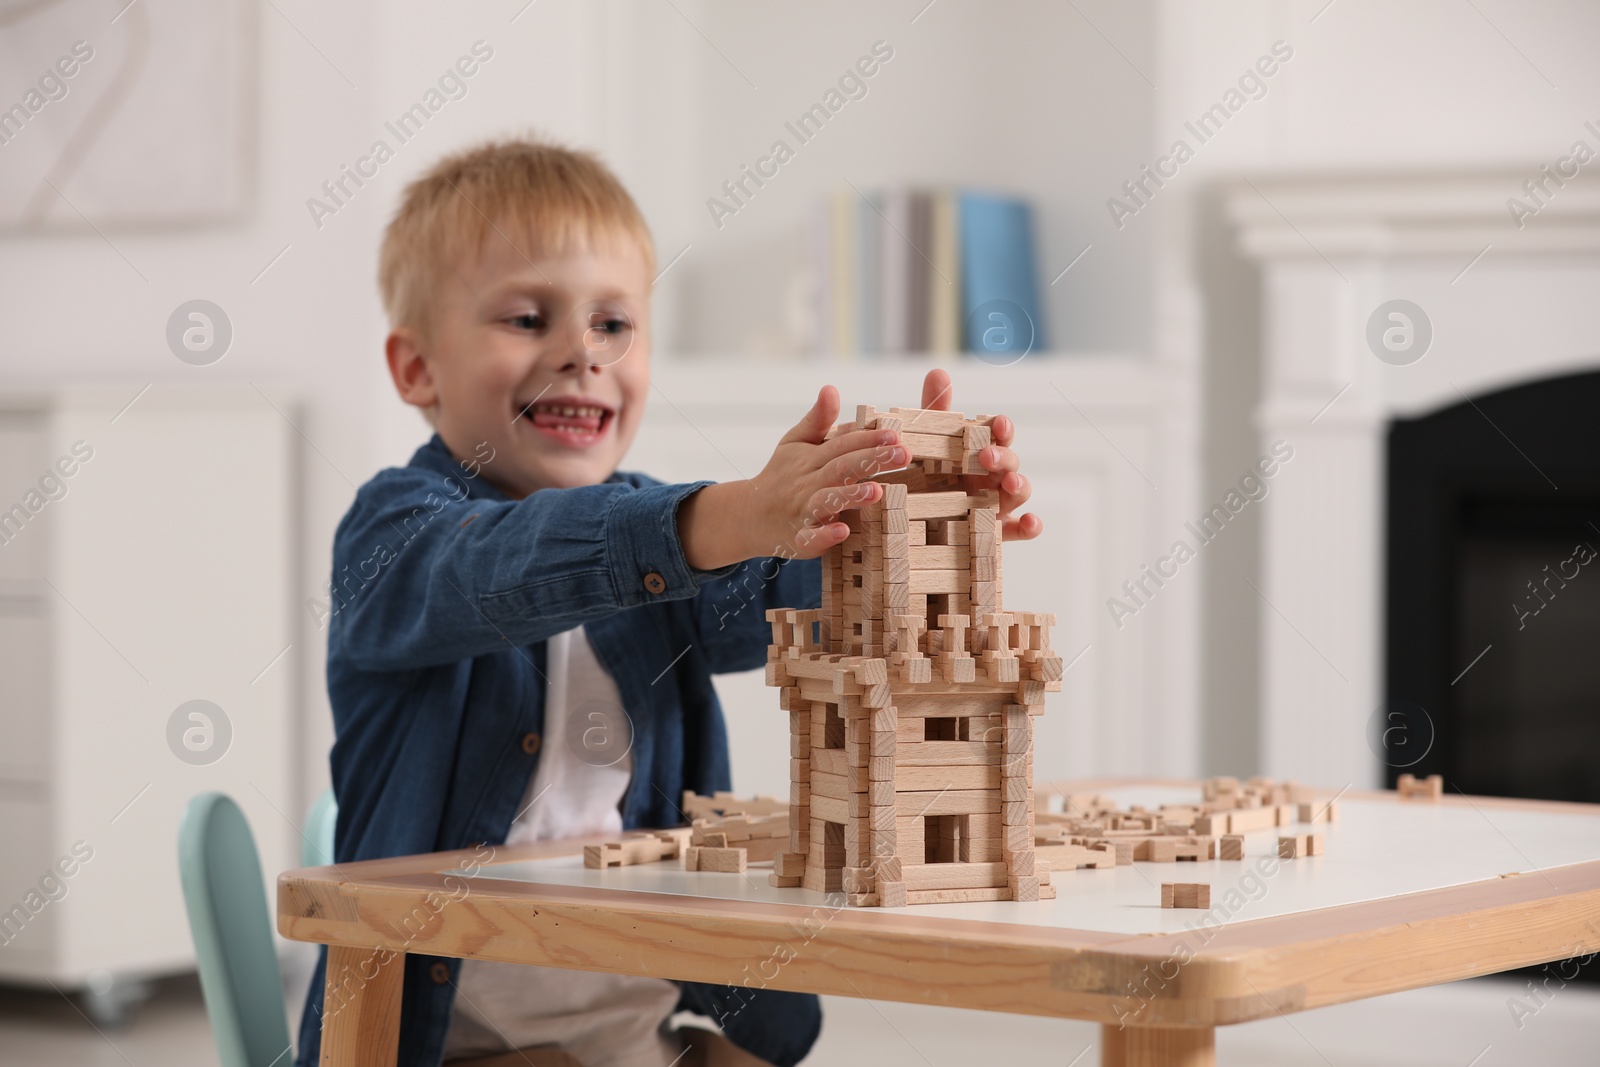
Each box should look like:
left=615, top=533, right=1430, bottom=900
left=277, top=780, right=1600, bottom=1066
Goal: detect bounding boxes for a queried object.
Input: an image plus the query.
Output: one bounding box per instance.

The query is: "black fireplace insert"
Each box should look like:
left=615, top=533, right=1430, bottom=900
left=1386, top=368, right=1600, bottom=805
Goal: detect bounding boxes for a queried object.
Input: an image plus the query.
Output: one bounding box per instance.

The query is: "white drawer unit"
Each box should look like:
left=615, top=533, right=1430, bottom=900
left=0, top=388, right=296, bottom=1017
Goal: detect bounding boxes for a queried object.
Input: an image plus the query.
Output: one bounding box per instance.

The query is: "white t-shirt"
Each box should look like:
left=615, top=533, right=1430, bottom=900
left=443, top=626, right=682, bottom=1066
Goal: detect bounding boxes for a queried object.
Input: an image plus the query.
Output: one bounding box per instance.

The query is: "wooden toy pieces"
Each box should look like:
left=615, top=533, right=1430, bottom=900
left=1036, top=779, right=1335, bottom=871
left=1397, top=773, right=1443, bottom=801
left=1278, top=832, right=1325, bottom=859
left=584, top=792, right=787, bottom=872
left=585, top=827, right=692, bottom=869
left=766, top=404, right=1064, bottom=907
left=1161, top=883, right=1210, bottom=909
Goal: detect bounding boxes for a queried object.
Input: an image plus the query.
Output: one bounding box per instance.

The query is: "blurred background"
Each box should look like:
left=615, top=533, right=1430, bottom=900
left=3, top=0, right=1600, bottom=1063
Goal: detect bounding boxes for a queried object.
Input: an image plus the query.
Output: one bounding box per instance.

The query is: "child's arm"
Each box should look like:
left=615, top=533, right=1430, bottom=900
left=330, top=390, right=905, bottom=672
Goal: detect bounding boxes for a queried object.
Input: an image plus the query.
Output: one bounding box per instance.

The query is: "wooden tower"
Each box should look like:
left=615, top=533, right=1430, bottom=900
left=765, top=405, right=1063, bottom=906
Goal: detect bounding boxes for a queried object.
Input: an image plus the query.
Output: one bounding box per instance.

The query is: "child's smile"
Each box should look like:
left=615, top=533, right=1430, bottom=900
left=516, top=395, right=616, bottom=448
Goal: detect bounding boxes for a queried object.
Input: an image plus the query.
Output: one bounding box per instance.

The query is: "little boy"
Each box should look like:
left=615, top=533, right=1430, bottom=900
left=293, top=139, right=1039, bottom=1067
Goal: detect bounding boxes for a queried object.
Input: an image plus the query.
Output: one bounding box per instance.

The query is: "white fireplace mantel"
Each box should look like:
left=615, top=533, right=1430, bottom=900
left=1227, top=171, right=1600, bottom=788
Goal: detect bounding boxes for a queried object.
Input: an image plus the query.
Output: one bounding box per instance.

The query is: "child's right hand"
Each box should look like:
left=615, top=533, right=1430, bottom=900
left=677, top=385, right=907, bottom=570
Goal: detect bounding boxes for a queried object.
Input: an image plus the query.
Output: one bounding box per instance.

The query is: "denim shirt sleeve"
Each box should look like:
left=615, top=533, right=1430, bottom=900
left=328, top=468, right=736, bottom=671
left=690, top=553, right=822, bottom=674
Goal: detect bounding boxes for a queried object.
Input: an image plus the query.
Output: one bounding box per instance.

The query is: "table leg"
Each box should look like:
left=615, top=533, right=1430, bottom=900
left=1101, top=1023, right=1215, bottom=1067
left=321, top=944, right=405, bottom=1066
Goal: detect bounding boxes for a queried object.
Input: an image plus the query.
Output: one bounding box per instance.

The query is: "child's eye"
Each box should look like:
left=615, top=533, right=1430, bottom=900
left=593, top=316, right=630, bottom=335
left=509, top=312, right=547, bottom=332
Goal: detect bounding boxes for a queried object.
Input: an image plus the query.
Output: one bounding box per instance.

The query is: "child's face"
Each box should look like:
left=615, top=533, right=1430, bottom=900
left=391, top=232, right=652, bottom=498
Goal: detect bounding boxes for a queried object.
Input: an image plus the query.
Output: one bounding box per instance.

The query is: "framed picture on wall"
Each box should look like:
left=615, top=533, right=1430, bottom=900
left=0, top=0, right=255, bottom=229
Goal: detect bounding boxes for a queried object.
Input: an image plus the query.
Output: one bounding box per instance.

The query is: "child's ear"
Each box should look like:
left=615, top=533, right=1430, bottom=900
left=386, top=328, right=438, bottom=412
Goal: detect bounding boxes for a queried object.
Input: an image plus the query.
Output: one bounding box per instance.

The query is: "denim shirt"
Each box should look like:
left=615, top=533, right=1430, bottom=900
left=292, top=435, right=822, bottom=1067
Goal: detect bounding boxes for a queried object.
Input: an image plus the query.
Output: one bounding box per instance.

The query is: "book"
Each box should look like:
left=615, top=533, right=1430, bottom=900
left=857, top=191, right=881, bottom=357
left=830, top=190, right=856, bottom=358
left=879, top=189, right=911, bottom=354
left=906, top=191, right=932, bottom=355
left=958, top=192, right=1044, bottom=357
left=929, top=188, right=961, bottom=358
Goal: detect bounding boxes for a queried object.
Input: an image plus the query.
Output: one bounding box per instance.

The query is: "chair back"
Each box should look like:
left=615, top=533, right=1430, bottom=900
left=301, top=789, right=337, bottom=868
left=178, top=793, right=294, bottom=1067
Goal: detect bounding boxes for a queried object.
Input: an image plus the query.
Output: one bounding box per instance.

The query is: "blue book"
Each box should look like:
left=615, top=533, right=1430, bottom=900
left=858, top=192, right=882, bottom=356
left=959, top=192, right=1045, bottom=356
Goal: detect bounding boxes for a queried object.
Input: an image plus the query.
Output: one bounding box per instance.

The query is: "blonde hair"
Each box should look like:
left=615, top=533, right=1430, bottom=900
left=378, top=137, right=654, bottom=335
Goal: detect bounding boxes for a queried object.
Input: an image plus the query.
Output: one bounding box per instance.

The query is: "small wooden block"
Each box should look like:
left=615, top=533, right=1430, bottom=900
left=1306, top=831, right=1325, bottom=856
left=843, top=866, right=874, bottom=893
left=878, top=881, right=907, bottom=907
left=1278, top=834, right=1308, bottom=859
left=1220, top=834, right=1245, bottom=861
left=1298, top=800, right=1340, bottom=823
left=1161, top=882, right=1210, bottom=909
left=1007, top=875, right=1040, bottom=902
left=1397, top=773, right=1443, bottom=801
left=694, top=846, right=748, bottom=873
left=768, top=872, right=802, bottom=888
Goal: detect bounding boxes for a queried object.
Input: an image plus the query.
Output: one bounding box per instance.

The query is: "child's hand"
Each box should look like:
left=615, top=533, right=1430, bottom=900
left=918, top=368, right=1043, bottom=542
left=678, top=386, right=907, bottom=569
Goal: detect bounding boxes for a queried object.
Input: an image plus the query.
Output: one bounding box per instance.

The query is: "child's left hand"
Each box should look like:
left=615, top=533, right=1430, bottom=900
left=918, top=368, right=1043, bottom=542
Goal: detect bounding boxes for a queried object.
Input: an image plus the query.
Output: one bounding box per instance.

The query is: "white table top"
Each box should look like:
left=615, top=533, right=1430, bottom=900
left=455, top=785, right=1600, bottom=936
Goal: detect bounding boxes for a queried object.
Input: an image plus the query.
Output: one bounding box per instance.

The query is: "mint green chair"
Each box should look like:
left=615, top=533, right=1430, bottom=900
left=179, top=790, right=336, bottom=1067
left=300, top=788, right=338, bottom=868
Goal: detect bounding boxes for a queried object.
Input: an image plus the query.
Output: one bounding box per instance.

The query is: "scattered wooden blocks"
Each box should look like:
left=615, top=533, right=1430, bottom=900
left=1161, top=882, right=1210, bottom=909
left=1397, top=774, right=1443, bottom=801
left=1277, top=832, right=1325, bottom=859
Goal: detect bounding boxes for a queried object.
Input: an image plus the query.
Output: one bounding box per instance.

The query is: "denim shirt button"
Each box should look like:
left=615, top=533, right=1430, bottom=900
left=643, top=571, right=667, bottom=594
left=430, top=961, right=451, bottom=984
left=520, top=732, right=541, bottom=755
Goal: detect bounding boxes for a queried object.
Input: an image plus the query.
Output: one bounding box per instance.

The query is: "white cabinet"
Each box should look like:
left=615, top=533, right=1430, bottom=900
left=636, top=355, right=1201, bottom=793
left=0, top=388, right=296, bottom=994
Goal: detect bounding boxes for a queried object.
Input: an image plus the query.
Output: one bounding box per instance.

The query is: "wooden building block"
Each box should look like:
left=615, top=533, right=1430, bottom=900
left=887, top=407, right=970, bottom=435
left=1220, top=834, right=1245, bottom=861
left=584, top=834, right=683, bottom=869
left=1161, top=882, right=1210, bottom=909
left=1298, top=800, right=1341, bottom=824
left=1277, top=833, right=1325, bottom=859
left=1034, top=841, right=1116, bottom=870
left=1397, top=773, right=1443, bottom=801
left=691, top=844, right=745, bottom=870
